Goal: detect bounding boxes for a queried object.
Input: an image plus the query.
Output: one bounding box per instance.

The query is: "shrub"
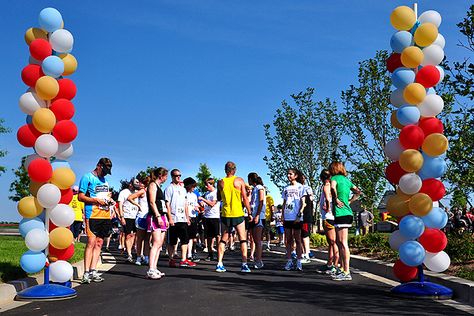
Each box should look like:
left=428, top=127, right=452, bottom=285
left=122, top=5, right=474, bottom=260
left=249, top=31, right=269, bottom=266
left=310, top=233, right=328, bottom=248
left=445, top=232, right=474, bottom=263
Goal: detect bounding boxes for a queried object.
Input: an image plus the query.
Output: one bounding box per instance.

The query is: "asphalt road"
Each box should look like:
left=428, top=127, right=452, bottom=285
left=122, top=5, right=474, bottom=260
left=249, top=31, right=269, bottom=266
left=4, top=246, right=470, bottom=316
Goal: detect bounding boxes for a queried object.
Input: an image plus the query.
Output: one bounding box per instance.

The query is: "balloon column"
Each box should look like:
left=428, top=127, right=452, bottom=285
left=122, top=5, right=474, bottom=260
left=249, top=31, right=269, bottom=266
left=16, top=7, right=77, bottom=300
left=385, top=5, right=452, bottom=299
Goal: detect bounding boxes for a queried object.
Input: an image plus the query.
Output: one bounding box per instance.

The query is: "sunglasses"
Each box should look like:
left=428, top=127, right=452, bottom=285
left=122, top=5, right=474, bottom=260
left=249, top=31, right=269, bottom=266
left=172, top=174, right=182, bottom=177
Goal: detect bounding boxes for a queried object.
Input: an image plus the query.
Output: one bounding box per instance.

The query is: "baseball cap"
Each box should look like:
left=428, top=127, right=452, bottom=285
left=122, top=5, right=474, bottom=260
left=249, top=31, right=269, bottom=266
left=98, top=157, right=112, bottom=175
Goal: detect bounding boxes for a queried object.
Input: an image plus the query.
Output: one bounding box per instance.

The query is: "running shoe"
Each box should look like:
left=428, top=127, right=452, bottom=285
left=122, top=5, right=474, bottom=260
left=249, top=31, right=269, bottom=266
left=81, top=272, right=91, bottom=284
left=126, top=255, right=134, bottom=264
left=284, top=259, right=294, bottom=271
left=205, top=255, right=212, bottom=262
left=330, top=267, right=343, bottom=276
left=254, top=261, right=264, bottom=269
left=300, top=257, right=311, bottom=264
left=325, top=266, right=337, bottom=275
left=241, top=263, right=251, bottom=273
left=296, top=260, right=303, bottom=271
left=332, top=272, right=352, bottom=281
left=216, top=263, right=226, bottom=272
left=144, top=256, right=149, bottom=265
left=203, top=247, right=209, bottom=253
left=180, top=259, right=197, bottom=267
left=146, top=269, right=161, bottom=280
left=169, top=259, right=179, bottom=268
left=315, top=265, right=332, bottom=274
left=291, top=251, right=297, bottom=259
left=249, top=256, right=254, bottom=262
left=90, top=270, right=104, bottom=282
left=118, top=245, right=123, bottom=250
left=191, top=253, right=201, bottom=262
left=135, top=256, right=143, bottom=266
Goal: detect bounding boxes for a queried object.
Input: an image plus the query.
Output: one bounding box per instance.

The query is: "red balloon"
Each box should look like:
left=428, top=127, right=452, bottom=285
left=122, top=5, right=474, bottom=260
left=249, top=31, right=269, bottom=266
left=386, top=53, right=403, bottom=73
left=50, top=99, right=75, bottom=121
left=385, top=161, right=407, bottom=185
left=419, top=178, right=445, bottom=201
left=418, top=228, right=447, bottom=253
left=21, top=64, right=44, bottom=87
left=28, top=158, right=53, bottom=183
left=29, top=39, right=52, bottom=61
left=418, top=117, right=444, bottom=136
left=59, top=188, right=73, bottom=204
left=399, top=125, right=425, bottom=149
left=53, top=120, right=78, bottom=143
left=49, top=220, right=58, bottom=232
left=17, top=124, right=42, bottom=147
left=393, top=259, right=418, bottom=282
left=53, top=79, right=77, bottom=101
left=415, top=65, right=440, bottom=88
left=49, top=243, right=75, bottom=261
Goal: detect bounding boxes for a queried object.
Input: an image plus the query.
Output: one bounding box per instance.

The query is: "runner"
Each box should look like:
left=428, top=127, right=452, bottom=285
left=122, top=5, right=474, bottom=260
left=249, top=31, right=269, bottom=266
left=78, top=157, right=113, bottom=283
left=274, top=205, right=285, bottom=246
left=165, top=169, right=196, bottom=268
left=118, top=178, right=140, bottom=263
left=199, top=178, right=220, bottom=262
left=215, top=161, right=252, bottom=273
left=329, top=162, right=361, bottom=281
left=146, top=167, right=169, bottom=279
left=248, top=172, right=266, bottom=269
left=183, top=177, right=201, bottom=262
left=69, top=185, right=84, bottom=242
left=316, top=169, right=339, bottom=275
left=264, top=189, right=275, bottom=251
left=281, top=168, right=304, bottom=271
left=300, top=174, right=314, bottom=264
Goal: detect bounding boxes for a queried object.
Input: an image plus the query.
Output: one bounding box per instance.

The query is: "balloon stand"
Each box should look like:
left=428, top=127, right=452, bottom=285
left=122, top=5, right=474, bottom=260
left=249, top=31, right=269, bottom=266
left=391, top=266, right=452, bottom=300
left=16, top=266, right=76, bottom=301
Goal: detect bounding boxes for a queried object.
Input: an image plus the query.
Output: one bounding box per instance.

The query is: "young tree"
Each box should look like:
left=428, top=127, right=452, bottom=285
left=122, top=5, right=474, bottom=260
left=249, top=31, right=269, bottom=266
left=340, top=50, right=396, bottom=209
left=196, top=163, right=212, bottom=194
left=9, top=157, right=30, bottom=202
left=264, top=88, right=341, bottom=191
left=0, top=118, right=10, bottom=175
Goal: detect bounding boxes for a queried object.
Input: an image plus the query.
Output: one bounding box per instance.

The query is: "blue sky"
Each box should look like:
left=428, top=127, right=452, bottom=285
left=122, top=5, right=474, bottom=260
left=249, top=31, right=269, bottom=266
left=0, top=0, right=471, bottom=221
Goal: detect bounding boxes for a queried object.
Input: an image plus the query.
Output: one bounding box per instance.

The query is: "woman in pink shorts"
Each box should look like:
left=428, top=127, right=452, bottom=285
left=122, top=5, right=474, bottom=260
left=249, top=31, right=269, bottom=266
left=146, top=167, right=169, bottom=279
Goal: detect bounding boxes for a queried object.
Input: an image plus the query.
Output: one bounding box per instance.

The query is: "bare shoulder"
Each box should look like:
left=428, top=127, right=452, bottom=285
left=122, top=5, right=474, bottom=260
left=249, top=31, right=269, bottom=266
left=234, top=177, right=245, bottom=188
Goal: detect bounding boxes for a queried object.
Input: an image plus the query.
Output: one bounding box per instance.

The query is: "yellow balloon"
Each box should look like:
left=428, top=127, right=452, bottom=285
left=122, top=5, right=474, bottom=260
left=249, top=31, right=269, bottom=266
left=390, top=6, right=416, bottom=31
left=399, top=149, right=424, bottom=172
left=24, top=27, right=48, bottom=45
left=35, top=76, right=59, bottom=100
left=422, top=133, right=448, bottom=156
left=409, top=193, right=433, bottom=216
left=59, top=54, right=78, bottom=76
left=49, top=227, right=74, bottom=249
left=32, top=108, right=56, bottom=133
left=414, top=23, right=438, bottom=47
left=390, top=110, right=404, bottom=129
left=17, top=196, right=43, bottom=218
left=387, top=193, right=410, bottom=217
left=403, top=83, right=426, bottom=105
left=401, top=46, right=424, bottom=68
left=50, top=167, right=76, bottom=190
left=29, top=181, right=46, bottom=196
left=395, top=187, right=413, bottom=199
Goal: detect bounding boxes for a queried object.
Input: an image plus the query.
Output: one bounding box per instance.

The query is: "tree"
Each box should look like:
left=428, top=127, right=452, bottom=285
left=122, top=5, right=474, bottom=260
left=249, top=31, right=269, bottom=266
left=9, top=156, right=30, bottom=202
left=0, top=118, right=10, bottom=175
left=263, top=88, right=341, bottom=192
left=340, top=50, right=396, bottom=209
left=196, top=163, right=212, bottom=194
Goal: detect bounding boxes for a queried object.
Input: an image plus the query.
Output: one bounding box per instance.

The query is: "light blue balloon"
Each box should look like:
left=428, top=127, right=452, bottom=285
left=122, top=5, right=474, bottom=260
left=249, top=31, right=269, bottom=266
left=19, top=217, right=45, bottom=238
left=41, top=56, right=64, bottom=78
left=20, top=250, right=46, bottom=273
left=390, top=31, right=413, bottom=53
left=399, top=241, right=425, bottom=267
left=418, top=154, right=447, bottom=179
left=399, top=215, right=425, bottom=239
left=421, top=207, right=448, bottom=229
left=397, top=105, right=420, bottom=125
left=38, top=8, right=63, bottom=33
left=392, top=68, right=415, bottom=89
left=426, top=87, right=437, bottom=95
left=26, top=115, right=33, bottom=124
left=51, top=159, right=70, bottom=170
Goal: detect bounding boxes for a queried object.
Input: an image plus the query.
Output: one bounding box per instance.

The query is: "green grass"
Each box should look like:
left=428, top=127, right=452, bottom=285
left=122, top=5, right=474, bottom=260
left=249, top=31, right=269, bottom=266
left=0, top=236, right=85, bottom=283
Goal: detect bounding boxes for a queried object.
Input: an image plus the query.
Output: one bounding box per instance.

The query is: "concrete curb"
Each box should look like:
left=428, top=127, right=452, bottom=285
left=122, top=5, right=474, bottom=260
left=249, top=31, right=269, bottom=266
left=312, top=249, right=474, bottom=305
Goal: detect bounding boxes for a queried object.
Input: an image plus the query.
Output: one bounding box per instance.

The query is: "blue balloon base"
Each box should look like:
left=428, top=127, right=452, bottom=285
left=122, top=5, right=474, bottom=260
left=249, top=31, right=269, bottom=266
left=391, top=281, right=453, bottom=300
left=16, top=284, right=76, bottom=301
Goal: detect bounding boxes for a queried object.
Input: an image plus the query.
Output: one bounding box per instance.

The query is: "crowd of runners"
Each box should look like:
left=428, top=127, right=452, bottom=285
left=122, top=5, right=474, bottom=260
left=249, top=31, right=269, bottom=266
left=72, top=158, right=360, bottom=283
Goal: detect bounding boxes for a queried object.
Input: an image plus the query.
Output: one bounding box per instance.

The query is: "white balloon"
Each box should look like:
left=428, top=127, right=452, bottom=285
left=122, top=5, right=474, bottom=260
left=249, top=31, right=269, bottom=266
left=49, top=260, right=73, bottom=283
left=55, top=143, right=74, bottom=160
left=35, top=134, right=59, bottom=158
left=432, top=33, right=445, bottom=49
left=19, top=92, right=46, bottom=115
left=419, top=94, right=444, bottom=117
left=399, top=173, right=422, bottom=195
left=25, top=228, right=49, bottom=252
left=384, top=138, right=404, bottom=161
left=389, top=230, right=408, bottom=251
left=390, top=89, right=405, bottom=108
left=436, top=66, right=445, bottom=85
left=49, top=29, right=74, bottom=53
left=50, top=204, right=75, bottom=227
left=24, top=153, right=44, bottom=169
left=424, top=251, right=450, bottom=272
left=422, top=45, right=445, bottom=66
left=36, top=183, right=61, bottom=209
left=418, top=10, right=442, bottom=28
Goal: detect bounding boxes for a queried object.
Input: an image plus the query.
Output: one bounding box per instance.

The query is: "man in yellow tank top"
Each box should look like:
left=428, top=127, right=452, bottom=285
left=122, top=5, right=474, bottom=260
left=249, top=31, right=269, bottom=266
left=216, top=161, right=252, bottom=273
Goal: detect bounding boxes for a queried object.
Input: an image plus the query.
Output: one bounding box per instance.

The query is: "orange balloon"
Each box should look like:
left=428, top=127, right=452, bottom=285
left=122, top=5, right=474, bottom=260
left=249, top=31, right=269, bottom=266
left=399, top=149, right=424, bottom=172
left=401, top=46, right=424, bottom=68
left=25, top=27, right=48, bottom=45
left=35, top=76, right=59, bottom=100
left=387, top=193, right=411, bottom=217
left=409, top=193, right=433, bottom=216
left=422, top=133, right=448, bottom=157
left=403, top=83, right=426, bottom=105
